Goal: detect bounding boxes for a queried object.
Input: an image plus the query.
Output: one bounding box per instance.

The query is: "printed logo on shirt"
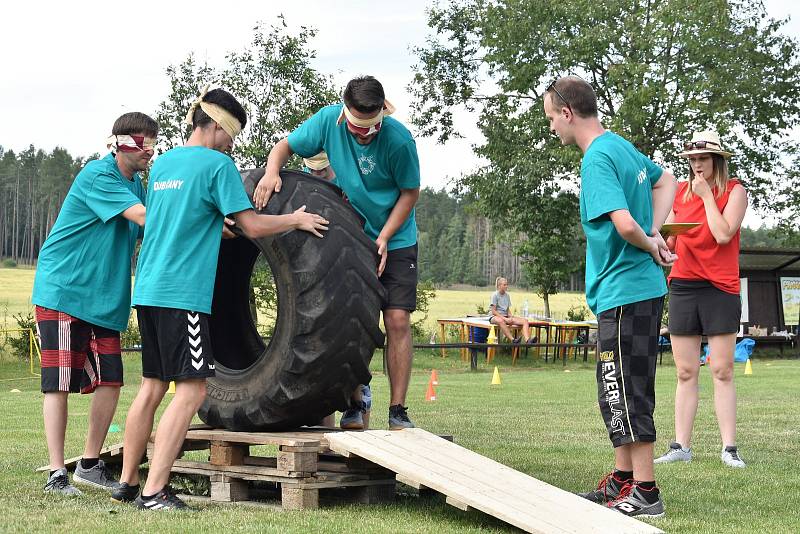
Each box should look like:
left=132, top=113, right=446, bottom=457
left=153, top=179, right=184, bottom=191
left=358, top=155, right=376, bottom=175
left=636, top=169, right=647, bottom=185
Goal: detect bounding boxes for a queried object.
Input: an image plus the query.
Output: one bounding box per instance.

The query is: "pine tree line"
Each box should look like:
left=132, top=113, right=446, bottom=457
left=0, top=145, right=89, bottom=265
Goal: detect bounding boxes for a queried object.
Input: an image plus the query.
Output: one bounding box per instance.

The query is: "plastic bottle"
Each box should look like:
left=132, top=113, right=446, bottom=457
left=522, top=300, right=529, bottom=318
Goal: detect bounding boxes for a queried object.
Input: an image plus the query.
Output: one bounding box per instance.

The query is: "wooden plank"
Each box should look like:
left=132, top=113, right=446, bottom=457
left=184, top=428, right=322, bottom=449
left=326, top=430, right=662, bottom=534
left=38, top=442, right=126, bottom=472
left=446, top=495, right=472, bottom=511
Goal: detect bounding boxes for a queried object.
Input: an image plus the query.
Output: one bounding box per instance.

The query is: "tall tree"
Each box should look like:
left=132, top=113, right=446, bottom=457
left=410, top=0, right=800, bottom=304
left=155, top=17, right=339, bottom=168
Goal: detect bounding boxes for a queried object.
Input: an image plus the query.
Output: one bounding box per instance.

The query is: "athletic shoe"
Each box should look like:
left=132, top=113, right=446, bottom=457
left=340, top=404, right=365, bottom=430
left=74, top=460, right=119, bottom=491
left=577, top=472, right=628, bottom=503
left=607, top=483, right=665, bottom=518
left=654, top=442, right=692, bottom=464
left=44, top=468, right=82, bottom=496
left=111, top=482, right=140, bottom=503
left=388, top=404, right=415, bottom=430
left=721, top=446, right=746, bottom=468
left=134, top=486, right=188, bottom=511
left=527, top=337, right=538, bottom=344
left=512, top=337, right=522, bottom=344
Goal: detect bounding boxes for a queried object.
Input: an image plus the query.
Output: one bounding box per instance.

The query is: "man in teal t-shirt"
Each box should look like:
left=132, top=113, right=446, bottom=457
left=254, top=76, right=421, bottom=431
left=544, top=76, right=677, bottom=518
left=115, top=87, right=328, bottom=511
left=31, top=112, right=157, bottom=496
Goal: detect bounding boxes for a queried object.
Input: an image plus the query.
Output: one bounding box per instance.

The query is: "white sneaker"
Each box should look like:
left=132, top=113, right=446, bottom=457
left=654, top=442, right=692, bottom=463
left=721, top=446, right=746, bottom=468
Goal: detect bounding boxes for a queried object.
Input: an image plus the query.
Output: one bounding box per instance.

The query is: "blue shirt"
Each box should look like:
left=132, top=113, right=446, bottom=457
left=580, top=132, right=667, bottom=314
left=132, top=146, right=253, bottom=313
left=288, top=104, right=420, bottom=250
left=32, top=153, right=145, bottom=331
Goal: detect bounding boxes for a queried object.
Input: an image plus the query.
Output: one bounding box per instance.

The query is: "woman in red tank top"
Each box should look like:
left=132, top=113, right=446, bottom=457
left=655, top=131, right=749, bottom=468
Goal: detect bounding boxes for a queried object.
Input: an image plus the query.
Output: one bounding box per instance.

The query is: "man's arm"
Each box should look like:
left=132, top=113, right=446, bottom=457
left=649, top=169, right=677, bottom=235
left=375, top=188, right=420, bottom=276
left=232, top=205, right=328, bottom=239
left=121, top=203, right=145, bottom=227
left=609, top=209, right=676, bottom=267
left=253, top=138, right=294, bottom=210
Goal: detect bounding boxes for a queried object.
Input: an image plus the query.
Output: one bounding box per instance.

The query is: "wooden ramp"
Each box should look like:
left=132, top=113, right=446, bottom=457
left=325, top=429, right=663, bottom=534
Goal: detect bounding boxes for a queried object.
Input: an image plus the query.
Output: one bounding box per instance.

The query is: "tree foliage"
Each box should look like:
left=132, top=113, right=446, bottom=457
left=155, top=17, right=339, bottom=167
left=410, top=0, right=800, bottom=301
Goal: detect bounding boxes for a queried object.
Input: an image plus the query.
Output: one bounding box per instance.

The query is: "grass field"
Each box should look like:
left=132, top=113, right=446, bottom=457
left=1, top=351, right=798, bottom=533
left=0, top=265, right=589, bottom=338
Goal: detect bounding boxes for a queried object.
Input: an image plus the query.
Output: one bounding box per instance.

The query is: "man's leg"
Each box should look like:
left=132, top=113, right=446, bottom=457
left=385, top=309, right=412, bottom=407
left=43, top=392, right=69, bottom=469
left=83, top=385, right=121, bottom=459
left=143, top=378, right=207, bottom=495
left=119, top=378, right=169, bottom=487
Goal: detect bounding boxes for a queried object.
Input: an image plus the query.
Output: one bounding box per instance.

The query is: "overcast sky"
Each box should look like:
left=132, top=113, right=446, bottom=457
left=1, top=0, right=797, bottom=227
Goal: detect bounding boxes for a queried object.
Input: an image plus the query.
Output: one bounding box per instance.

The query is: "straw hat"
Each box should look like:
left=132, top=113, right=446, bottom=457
left=677, top=130, right=733, bottom=158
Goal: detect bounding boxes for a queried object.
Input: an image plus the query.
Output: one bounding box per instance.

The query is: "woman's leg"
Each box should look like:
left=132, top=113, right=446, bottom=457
left=707, top=333, right=738, bottom=447
left=671, top=334, right=702, bottom=448
left=490, top=316, right=514, bottom=341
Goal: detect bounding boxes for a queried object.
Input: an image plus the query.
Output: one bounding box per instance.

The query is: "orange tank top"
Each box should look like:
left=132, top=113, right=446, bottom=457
left=667, top=179, right=742, bottom=294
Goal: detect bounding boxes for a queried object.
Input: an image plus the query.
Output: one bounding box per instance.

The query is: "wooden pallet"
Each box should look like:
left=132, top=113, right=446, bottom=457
left=325, top=429, right=663, bottom=534
left=159, top=426, right=397, bottom=510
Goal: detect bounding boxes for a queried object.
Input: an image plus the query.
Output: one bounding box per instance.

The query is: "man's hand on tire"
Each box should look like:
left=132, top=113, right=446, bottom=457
left=253, top=172, right=282, bottom=210
left=293, top=205, right=329, bottom=238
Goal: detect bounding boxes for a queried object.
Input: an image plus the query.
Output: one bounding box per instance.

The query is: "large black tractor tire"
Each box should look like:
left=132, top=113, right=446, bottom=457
left=198, top=169, right=386, bottom=431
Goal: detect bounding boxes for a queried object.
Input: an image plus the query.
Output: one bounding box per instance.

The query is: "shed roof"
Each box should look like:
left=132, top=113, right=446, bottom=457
left=739, top=247, right=800, bottom=272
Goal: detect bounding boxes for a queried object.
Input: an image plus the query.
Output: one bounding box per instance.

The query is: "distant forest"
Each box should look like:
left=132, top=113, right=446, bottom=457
left=0, top=144, right=791, bottom=287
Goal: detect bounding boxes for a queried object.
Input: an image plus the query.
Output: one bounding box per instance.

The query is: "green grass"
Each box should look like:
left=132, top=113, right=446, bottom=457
left=1, top=352, right=798, bottom=533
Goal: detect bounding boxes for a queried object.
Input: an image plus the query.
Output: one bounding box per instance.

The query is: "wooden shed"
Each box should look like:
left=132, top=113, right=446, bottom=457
left=739, top=246, right=800, bottom=334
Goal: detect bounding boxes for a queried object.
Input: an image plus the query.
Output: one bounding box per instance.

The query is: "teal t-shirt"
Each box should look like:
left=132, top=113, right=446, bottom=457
left=287, top=104, right=420, bottom=250
left=132, top=146, right=253, bottom=313
left=580, top=131, right=667, bottom=314
left=31, top=153, right=145, bottom=331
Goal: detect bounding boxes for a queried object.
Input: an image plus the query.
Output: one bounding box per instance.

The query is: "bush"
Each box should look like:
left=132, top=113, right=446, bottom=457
left=120, top=316, right=142, bottom=349
left=411, top=280, right=437, bottom=341
left=566, top=304, right=591, bottom=322
left=2, top=259, right=17, bottom=268
left=6, top=310, right=36, bottom=361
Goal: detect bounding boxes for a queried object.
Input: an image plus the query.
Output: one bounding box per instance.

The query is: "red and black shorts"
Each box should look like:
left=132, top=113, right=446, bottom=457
left=35, top=306, right=123, bottom=394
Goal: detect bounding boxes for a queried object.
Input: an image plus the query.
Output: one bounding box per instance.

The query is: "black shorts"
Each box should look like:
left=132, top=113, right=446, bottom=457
left=668, top=279, right=741, bottom=335
left=379, top=244, right=418, bottom=311
left=137, top=306, right=215, bottom=381
left=596, top=297, right=663, bottom=448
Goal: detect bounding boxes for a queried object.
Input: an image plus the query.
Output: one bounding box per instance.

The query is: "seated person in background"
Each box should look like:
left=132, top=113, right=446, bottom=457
left=489, top=277, right=533, bottom=344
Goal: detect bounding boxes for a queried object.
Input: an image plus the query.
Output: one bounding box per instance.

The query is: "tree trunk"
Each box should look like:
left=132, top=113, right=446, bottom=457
left=543, top=293, right=551, bottom=319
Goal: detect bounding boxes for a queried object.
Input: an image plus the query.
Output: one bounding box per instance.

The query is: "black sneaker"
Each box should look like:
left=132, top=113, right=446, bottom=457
left=607, top=483, right=665, bottom=518
left=74, top=460, right=119, bottom=491
left=577, top=472, right=628, bottom=503
left=134, top=486, right=188, bottom=511
left=111, top=482, right=140, bottom=503
left=388, top=404, right=415, bottom=430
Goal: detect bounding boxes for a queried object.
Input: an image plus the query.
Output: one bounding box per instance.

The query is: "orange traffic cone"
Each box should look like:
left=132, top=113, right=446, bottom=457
left=430, top=369, right=439, bottom=386
left=425, top=380, right=437, bottom=401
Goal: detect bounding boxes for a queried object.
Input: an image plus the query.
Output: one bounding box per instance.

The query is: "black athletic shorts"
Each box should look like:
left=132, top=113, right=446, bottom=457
left=137, top=306, right=215, bottom=381
left=596, top=296, right=663, bottom=448
left=668, top=279, right=741, bottom=335
left=380, top=244, right=418, bottom=311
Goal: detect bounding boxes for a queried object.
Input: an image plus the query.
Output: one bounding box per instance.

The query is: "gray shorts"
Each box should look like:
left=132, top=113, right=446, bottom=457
left=668, top=279, right=741, bottom=336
